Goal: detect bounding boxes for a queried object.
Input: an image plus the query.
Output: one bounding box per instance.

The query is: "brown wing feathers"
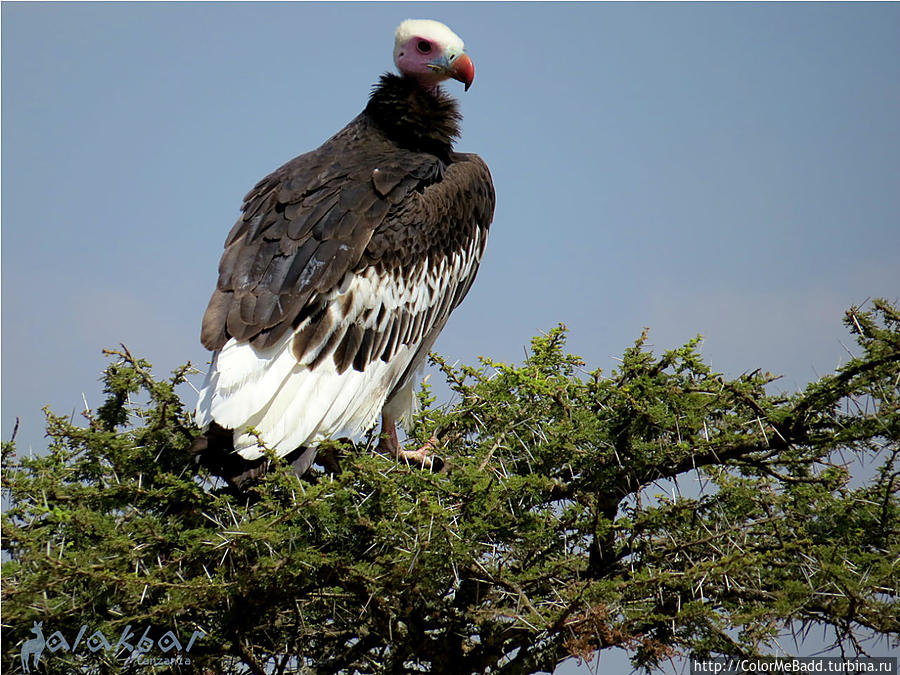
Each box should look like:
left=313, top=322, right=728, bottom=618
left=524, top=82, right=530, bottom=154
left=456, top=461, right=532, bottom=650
left=200, top=76, right=495, bottom=388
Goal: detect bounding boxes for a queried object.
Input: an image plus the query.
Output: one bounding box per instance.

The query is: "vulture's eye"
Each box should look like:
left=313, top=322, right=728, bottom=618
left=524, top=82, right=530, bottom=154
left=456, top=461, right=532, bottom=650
left=417, top=40, right=432, bottom=54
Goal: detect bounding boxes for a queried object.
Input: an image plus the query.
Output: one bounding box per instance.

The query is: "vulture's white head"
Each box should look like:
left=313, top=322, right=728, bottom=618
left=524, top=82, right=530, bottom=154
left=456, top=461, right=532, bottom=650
left=393, top=19, right=475, bottom=92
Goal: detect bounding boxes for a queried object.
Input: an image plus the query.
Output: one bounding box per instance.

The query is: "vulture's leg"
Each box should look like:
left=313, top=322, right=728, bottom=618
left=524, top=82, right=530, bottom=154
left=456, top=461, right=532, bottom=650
left=376, top=412, right=441, bottom=471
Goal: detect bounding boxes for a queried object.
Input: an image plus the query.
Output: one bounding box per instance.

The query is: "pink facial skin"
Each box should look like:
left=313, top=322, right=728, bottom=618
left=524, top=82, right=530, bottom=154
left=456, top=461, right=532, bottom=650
left=395, top=36, right=474, bottom=91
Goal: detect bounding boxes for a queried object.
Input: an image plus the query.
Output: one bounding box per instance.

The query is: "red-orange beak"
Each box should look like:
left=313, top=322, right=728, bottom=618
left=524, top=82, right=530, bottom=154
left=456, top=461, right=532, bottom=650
left=449, top=53, right=475, bottom=91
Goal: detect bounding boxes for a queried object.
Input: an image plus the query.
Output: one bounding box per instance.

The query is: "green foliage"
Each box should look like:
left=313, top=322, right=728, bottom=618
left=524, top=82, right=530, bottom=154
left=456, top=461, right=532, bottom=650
left=3, top=303, right=899, bottom=674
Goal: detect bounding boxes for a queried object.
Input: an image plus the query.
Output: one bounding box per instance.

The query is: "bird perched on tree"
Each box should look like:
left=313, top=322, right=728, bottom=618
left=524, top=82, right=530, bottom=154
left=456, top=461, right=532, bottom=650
left=193, top=19, right=495, bottom=486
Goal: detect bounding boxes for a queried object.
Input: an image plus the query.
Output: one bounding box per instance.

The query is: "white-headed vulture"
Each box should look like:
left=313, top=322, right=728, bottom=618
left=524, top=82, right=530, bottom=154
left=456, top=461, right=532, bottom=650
left=193, top=20, right=495, bottom=486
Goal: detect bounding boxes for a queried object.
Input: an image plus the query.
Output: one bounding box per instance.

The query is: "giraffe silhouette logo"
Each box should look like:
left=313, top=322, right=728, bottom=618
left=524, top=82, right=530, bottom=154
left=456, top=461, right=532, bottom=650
left=20, top=620, right=45, bottom=673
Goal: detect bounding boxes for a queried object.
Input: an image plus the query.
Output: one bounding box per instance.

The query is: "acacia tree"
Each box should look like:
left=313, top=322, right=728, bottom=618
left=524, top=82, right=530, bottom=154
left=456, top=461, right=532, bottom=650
left=3, top=301, right=898, bottom=674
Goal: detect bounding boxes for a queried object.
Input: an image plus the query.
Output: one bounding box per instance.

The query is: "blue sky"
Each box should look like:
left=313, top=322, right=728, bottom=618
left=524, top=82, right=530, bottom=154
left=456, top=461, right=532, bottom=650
left=2, top=3, right=898, bottom=671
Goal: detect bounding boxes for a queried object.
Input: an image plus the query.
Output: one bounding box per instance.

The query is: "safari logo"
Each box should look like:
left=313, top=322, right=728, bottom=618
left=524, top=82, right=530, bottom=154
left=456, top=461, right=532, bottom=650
left=17, top=620, right=206, bottom=671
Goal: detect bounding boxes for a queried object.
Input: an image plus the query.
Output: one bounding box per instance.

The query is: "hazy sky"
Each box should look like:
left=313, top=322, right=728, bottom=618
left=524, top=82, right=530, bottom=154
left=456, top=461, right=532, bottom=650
left=2, top=3, right=898, bottom=671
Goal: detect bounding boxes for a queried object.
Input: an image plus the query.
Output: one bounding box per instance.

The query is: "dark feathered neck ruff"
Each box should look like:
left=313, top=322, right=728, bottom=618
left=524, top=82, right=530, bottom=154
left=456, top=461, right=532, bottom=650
left=365, top=73, right=462, bottom=158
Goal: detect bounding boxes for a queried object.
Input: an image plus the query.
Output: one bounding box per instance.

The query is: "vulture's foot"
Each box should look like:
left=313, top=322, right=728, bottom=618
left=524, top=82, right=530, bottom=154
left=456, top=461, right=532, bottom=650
left=391, top=437, right=443, bottom=471
left=377, top=415, right=444, bottom=472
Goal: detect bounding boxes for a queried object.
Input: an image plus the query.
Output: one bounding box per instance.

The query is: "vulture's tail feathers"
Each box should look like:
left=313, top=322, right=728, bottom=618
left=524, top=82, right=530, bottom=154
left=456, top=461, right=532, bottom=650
left=190, top=422, right=333, bottom=490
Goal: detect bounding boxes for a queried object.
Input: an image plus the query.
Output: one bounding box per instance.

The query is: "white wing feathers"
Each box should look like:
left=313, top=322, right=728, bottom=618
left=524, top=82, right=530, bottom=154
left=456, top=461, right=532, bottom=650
left=195, top=235, right=483, bottom=460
